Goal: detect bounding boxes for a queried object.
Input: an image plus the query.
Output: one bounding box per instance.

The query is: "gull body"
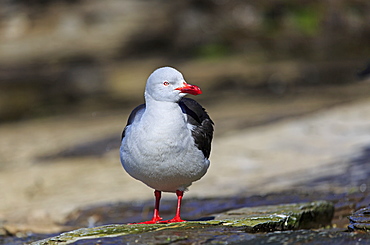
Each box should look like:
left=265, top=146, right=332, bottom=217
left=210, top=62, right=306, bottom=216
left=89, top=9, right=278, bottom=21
left=120, top=67, right=213, bottom=223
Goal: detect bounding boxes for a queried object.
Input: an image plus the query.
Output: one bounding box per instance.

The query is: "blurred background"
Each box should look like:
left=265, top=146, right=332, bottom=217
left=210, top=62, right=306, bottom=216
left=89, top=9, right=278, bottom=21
left=1, top=0, right=370, bottom=235
left=1, top=0, right=369, bottom=121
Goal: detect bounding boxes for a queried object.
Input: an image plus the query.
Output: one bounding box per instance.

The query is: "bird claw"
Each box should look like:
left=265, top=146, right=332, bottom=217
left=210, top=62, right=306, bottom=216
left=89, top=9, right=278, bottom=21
left=128, top=216, right=163, bottom=225
left=161, top=218, right=186, bottom=223
left=129, top=221, right=159, bottom=225
left=129, top=217, right=186, bottom=225
left=158, top=214, right=186, bottom=224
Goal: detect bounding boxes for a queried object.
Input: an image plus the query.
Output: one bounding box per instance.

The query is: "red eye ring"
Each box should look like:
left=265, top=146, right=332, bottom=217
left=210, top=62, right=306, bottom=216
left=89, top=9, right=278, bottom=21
left=163, top=81, right=169, bottom=86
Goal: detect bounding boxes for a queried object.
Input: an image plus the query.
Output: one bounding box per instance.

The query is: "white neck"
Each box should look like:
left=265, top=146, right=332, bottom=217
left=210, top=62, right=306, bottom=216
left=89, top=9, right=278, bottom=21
left=144, top=92, right=180, bottom=111
left=141, top=92, right=186, bottom=133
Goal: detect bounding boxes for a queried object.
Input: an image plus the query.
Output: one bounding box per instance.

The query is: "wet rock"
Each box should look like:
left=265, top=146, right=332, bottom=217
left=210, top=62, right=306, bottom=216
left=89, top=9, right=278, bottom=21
left=348, top=205, right=370, bottom=232
left=13, top=228, right=370, bottom=245
left=212, top=201, right=334, bottom=232
left=0, top=233, right=55, bottom=245
left=31, top=223, right=255, bottom=245
left=31, top=201, right=334, bottom=244
left=6, top=190, right=369, bottom=244
left=64, top=190, right=367, bottom=229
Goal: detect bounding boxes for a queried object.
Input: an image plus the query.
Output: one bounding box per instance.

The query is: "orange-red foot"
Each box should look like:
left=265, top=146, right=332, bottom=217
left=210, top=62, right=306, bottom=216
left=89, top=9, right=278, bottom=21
left=129, top=217, right=186, bottom=224
left=161, top=215, right=186, bottom=223
left=129, top=217, right=163, bottom=225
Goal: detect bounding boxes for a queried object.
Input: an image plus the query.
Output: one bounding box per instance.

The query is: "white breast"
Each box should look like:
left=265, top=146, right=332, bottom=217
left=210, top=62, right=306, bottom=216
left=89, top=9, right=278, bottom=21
left=120, top=102, right=209, bottom=192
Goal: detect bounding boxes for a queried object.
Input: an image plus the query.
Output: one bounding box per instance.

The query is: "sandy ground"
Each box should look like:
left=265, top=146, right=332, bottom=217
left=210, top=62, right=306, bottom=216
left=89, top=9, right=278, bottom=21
left=1, top=82, right=370, bottom=233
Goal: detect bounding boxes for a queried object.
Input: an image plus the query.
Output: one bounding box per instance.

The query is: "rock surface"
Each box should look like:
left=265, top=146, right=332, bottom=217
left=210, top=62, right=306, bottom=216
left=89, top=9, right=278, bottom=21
left=31, top=201, right=334, bottom=245
left=212, top=201, right=334, bottom=232
left=348, top=205, right=370, bottom=232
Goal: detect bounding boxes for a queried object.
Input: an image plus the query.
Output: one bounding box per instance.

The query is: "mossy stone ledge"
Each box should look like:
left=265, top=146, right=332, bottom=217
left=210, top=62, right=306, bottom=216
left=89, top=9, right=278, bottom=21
left=32, top=201, right=334, bottom=245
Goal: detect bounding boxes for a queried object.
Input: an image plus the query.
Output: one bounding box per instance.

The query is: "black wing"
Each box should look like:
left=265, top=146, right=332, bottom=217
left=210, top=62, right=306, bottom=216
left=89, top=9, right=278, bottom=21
left=179, top=98, right=214, bottom=158
left=121, top=104, right=146, bottom=140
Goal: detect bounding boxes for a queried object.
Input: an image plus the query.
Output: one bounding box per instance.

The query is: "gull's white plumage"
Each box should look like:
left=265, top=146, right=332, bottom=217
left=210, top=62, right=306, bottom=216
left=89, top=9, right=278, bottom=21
left=120, top=67, right=213, bottom=223
left=120, top=96, right=209, bottom=192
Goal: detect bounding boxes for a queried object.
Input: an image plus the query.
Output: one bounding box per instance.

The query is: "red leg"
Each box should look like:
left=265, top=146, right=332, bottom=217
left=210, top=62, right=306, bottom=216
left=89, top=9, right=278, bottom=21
left=164, top=190, right=186, bottom=223
left=129, top=190, right=163, bottom=224
left=151, top=190, right=163, bottom=222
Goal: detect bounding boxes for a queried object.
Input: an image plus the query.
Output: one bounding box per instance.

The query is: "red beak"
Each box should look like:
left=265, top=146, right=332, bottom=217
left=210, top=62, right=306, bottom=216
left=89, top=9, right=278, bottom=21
left=175, top=83, right=202, bottom=95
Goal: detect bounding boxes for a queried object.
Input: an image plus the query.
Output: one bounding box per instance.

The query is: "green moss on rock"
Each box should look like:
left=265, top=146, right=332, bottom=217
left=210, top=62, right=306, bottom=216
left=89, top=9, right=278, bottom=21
left=32, top=201, right=334, bottom=245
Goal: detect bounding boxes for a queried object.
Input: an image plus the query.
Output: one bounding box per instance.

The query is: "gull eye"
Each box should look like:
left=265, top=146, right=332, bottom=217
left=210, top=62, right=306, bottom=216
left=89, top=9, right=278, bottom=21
left=163, top=81, right=170, bottom=86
